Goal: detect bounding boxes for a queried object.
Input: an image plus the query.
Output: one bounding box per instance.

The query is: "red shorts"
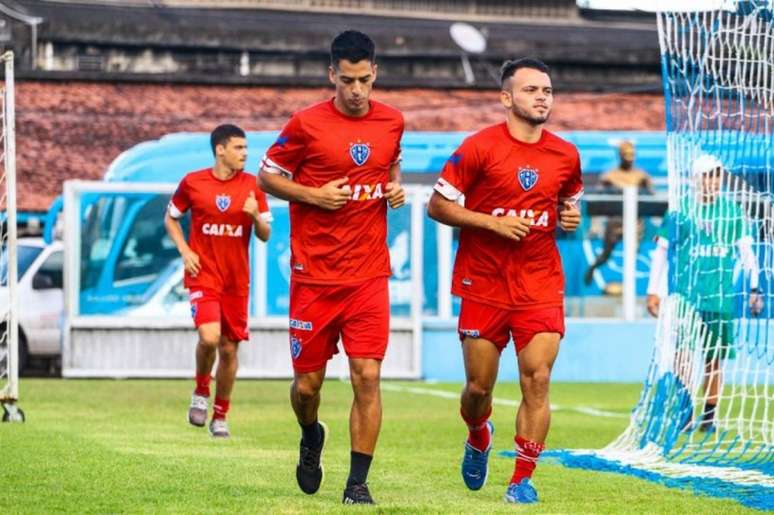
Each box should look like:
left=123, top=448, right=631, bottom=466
left=189, top=289, right=249, bottom=342
left=288, top=276, right=389, bottom=373
left=457, top=298, right=565, bottom=354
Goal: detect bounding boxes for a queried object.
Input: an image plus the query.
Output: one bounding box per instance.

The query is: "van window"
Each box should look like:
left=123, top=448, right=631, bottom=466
left=114, top=195, right=188, bottom=286
left=33, top=251, right=63, bottom=289
left=81, top=195, right=130, bottom=290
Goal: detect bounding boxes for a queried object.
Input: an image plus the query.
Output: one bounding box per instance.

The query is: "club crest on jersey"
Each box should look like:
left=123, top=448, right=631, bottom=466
left=290, top=337, right=302, bottom=360
left=517, top=167, right=539, bottom=191
left=215, top=194, right=231, bottom=212
left=349, top=142, right=371, bottom=166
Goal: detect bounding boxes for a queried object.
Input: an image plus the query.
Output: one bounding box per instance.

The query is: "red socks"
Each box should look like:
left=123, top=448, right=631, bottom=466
left=213, top=397, right=230, bottom=420
left=511, top=435, right=545, bottom=484
left=194, top=374, right=211, bottom=397
left=461, top=406, right=492, bottom=452
left=195, top=375, right=229, bottom=421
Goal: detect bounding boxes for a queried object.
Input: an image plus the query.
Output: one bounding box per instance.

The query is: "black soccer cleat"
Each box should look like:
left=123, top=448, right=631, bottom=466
left=699, top=420, right=717, bottom=434
left=296, top=421, right=328, bottom=494
left=342, top=482, right=375, bottom=505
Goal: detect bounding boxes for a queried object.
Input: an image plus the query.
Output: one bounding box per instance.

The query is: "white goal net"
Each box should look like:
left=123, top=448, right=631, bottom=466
left=545, top=2, right=773, bottom=510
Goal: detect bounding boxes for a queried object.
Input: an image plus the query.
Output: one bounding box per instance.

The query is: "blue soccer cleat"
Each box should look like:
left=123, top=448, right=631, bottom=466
left=461, top=421, right=494, bottom=490
left=504, top=478, right=539, bottom=504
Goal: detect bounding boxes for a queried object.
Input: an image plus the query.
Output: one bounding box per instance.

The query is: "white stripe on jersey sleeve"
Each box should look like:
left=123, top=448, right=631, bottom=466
left=559, top=188, right=584, bottom=207
left=168, top=202, right=184, bottom=219
left=261, top=155, right=293, bottom=179
left=736, top=235, right=759, bottom=289
left=434, top=177, right=463, bottom=202
left=647, top=241, right=668, bottom=297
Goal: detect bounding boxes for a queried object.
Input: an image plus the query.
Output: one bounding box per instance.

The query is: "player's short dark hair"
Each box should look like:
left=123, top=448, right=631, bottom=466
left=500, top=58, right=551, bottom=88
left=330, top=30, right=375, bottom=67
left=210, top=124, right=246, bottom=155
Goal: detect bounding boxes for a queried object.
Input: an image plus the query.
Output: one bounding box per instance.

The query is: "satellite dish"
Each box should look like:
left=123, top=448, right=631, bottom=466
left=450, top=22, right=487, bottom=54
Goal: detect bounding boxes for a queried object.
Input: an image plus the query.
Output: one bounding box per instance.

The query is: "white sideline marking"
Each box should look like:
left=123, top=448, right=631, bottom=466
left=381, top=383, right=627, bottom=419
left=573, top=406, right=628, bottom=418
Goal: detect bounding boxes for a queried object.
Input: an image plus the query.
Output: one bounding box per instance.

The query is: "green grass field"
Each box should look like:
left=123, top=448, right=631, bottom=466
left=1, top=379, right=757, bottom=513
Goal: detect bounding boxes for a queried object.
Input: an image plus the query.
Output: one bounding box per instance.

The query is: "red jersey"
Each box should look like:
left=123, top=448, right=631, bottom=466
left=262, top=99, right=404, bottom=285
left=435, top=123, right=583, bottom=310
left=169, top=168, right=272, bottom=296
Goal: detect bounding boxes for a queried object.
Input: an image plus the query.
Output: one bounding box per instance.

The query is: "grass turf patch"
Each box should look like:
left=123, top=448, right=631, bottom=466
left=1, top=379, right=756, bottom=513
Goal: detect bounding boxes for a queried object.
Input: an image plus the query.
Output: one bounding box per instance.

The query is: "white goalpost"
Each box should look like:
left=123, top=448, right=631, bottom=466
left=0, top=50, right=22, bottom=423
left=545, top=2, right=773, bottom=510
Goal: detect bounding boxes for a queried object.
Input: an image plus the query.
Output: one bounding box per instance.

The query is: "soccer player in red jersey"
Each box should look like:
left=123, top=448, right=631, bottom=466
left=164, top=124, right=272, bottom=438
left=259, top=31, right=405, bottom=505
left=427, top=59, right=583, bottom=504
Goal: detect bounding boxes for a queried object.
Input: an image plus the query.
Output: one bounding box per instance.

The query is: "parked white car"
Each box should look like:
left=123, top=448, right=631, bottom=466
left=0, top=238, right=64, bottom=373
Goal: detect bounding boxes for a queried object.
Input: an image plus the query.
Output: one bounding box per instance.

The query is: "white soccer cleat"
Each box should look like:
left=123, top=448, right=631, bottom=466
left=188, top=392, right=208, bottom=427
left=208, top=418, right=230, bottom=438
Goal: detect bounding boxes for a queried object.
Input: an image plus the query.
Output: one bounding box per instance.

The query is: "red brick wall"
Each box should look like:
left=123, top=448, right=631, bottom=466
left=17, top=82, right=665, bottom=211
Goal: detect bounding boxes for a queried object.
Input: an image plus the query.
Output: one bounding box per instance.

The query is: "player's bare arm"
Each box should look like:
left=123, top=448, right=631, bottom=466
left=427, top=191, right=530, bottom=241
left=558, top=201, right=581, bottom=231
left=163, top=211, right=200, bottom=277
left=259, top=171, right=351, bottom=210
left=384, top=162, right=405, bottom=209
left=242, top=190, right=271, bottom=242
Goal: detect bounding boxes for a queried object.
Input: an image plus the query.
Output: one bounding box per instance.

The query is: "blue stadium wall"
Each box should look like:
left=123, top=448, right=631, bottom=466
left=423, top=319, right=657, bottom=382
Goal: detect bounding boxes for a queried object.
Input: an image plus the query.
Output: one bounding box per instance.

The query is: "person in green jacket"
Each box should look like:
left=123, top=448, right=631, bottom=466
left=646, top=154, right=763, bottom=434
